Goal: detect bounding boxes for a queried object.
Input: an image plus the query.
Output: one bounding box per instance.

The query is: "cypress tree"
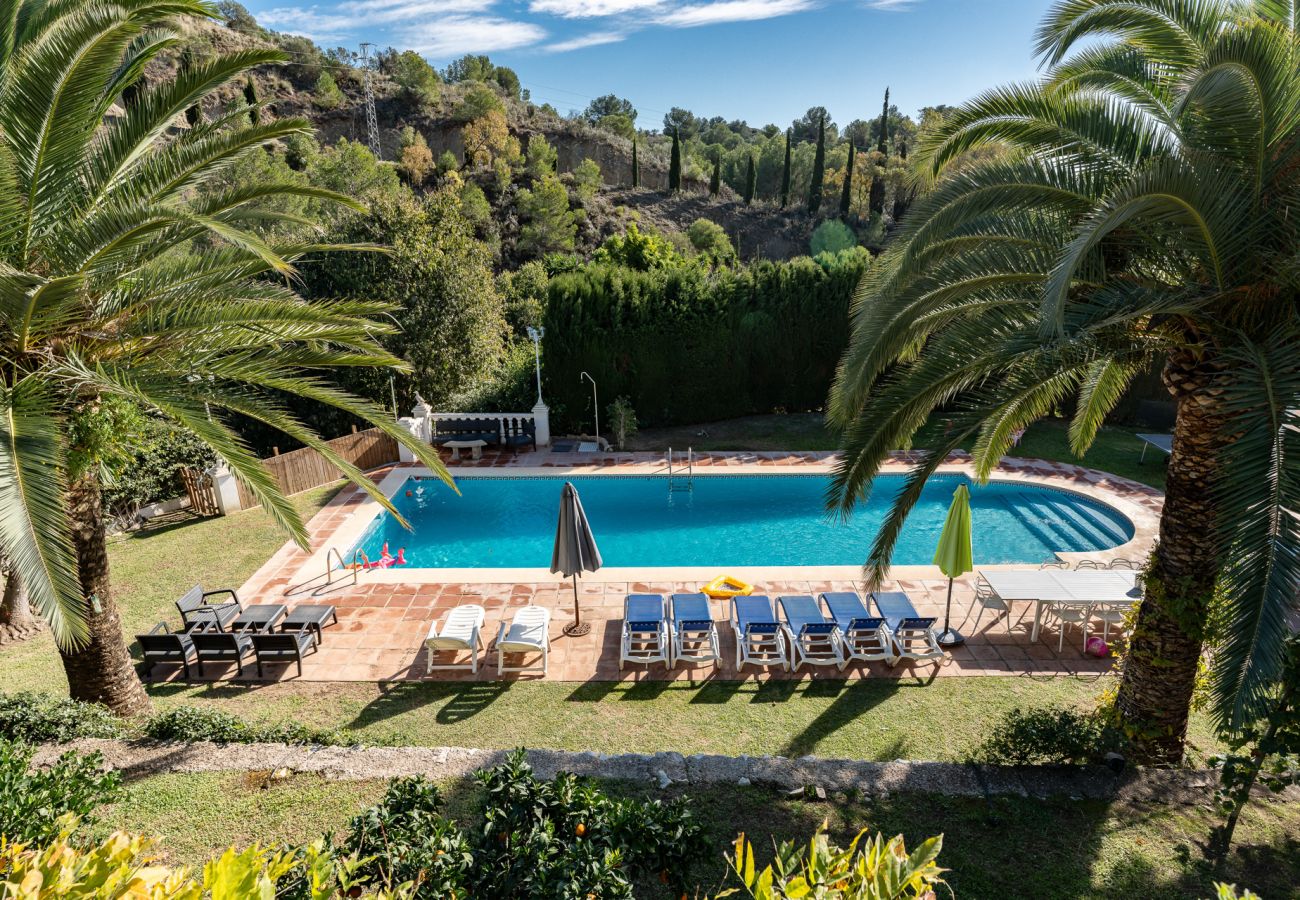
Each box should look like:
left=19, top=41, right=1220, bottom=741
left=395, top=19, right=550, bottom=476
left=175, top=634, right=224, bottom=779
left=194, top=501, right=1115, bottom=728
left=631, top=139, right=640, bottom=187
left=243, top=77, right=260, bottom=126
left=839, top=142, right=855, bottom=218
left=869, top=87, right=889, bottom=217
left=780, top=129, right=792, bottom=208
left=709, top=153, right=721, bottom=196
left=807, top=115, right=825, bottom=214
left=743, top=154, right=756, bottom=204
left=668, top=129, right=682, bottom=192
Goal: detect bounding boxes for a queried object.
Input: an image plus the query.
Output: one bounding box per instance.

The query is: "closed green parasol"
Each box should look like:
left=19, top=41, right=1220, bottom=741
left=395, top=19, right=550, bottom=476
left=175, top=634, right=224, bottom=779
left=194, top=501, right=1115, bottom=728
left=932, top=483, right=972, bottom=648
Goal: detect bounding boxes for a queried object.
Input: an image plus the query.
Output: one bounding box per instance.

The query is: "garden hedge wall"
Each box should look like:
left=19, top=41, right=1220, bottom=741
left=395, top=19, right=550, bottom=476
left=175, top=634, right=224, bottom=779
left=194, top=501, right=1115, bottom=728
left=541, top=249, right=871, bottom=429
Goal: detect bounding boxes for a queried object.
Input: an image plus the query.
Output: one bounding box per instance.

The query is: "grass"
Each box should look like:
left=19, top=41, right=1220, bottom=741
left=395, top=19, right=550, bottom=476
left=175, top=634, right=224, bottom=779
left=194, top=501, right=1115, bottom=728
left=631, top=414, right=1168, bottom=490
left=98, top=770, right=1300, bottom=899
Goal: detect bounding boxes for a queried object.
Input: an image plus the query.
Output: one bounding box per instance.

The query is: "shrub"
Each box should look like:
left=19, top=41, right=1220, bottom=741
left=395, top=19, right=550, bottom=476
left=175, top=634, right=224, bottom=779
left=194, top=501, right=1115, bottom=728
left=447, top=341, right=536, bottom=414
left=725, top=824, right=945, bottom=899
left=100, top=416, right=215, bottom=525
left=314, top=71, right=345, bottom=109
left=0, top=692, right=121, bottom=743
left=390, top=49, right=440, bottom=110
left=810, top=218, right=857, bottom=256
left=591, top=224, right=683, bottom=271
left=572, top=157, right=602, bottom=200
left=686, top=218, right=735, bottom=264
left=343, top=777, right=474, bottom=897
left=0, top=741, right=121, bottom=844
left=607, top=396, right=637, bottom=449
left=973, top=705, right=1118, bottom=765
left=516, top=176, right=577, bottom=258
left=142, top=706, right=340, bottom=746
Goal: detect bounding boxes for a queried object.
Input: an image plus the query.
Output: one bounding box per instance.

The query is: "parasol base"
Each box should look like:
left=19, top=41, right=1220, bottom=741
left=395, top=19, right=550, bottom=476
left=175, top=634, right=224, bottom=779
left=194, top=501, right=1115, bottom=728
left=937, top=627, right=965, bottom=649
left=563, top=621, right=592, bottom=637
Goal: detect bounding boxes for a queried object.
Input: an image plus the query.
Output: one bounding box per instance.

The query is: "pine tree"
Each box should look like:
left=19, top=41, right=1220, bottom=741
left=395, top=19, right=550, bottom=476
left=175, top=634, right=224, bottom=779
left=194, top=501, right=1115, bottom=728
left=631, top=139, right=640, bottom=187
left=710, top=153, right=721, bottom=196
left=780, top=129, right=792, bottom=208
left=243, top=77, right=260, bottom=126
left=743, top=154, right=756, bottom=204
left=668, top=129, right=682, bottom=192
left=869, top=87, right=889, bottom=217
left=839, top=142, right=855, bottom=218
left=807, top=116, right=825, bottom=214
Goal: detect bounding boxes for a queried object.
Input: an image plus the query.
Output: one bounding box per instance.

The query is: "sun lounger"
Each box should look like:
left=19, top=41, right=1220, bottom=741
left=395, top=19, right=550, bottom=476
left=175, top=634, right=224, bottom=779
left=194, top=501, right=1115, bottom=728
left=137, top=622, right=197, bottom=681
left=495, top=605, right=551, bottom=675
left=670, top=593, right=719, bottom=667
left=731, top=595, right=788, bottom=671
left=819, top=592, right=897, bottom=666
left=251, top=631, right=317, bottom=678
left=426, top=604, right=486, bottom=674
left=190, top=630, right=255, bottom=677
left=778, top=595, right=847, bottom=671
left=620, top=594, right=670, bottom=670
left=175, top=584, right=242, bottom=632
left=871, top=591, right=944, bottom=663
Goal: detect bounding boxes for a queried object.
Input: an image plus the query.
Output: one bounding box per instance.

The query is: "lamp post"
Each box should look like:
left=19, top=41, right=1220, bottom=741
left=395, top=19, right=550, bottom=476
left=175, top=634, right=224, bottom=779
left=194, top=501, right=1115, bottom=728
left=580, top=371, right=599, bottom=444
left=526, top=325, right=545, bottom=405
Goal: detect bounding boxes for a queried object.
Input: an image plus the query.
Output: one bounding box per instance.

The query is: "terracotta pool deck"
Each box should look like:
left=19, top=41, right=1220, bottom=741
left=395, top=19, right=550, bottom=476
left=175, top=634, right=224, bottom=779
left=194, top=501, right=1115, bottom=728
left=171, top=449, right=1164, bottom=685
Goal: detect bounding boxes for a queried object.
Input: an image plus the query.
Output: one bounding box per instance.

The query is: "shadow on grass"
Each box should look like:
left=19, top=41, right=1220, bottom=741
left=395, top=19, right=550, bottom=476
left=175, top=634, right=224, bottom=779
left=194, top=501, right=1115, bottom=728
left=778, top=680, right=901, bottom=758
left=340, top=681, right=511, bottom=732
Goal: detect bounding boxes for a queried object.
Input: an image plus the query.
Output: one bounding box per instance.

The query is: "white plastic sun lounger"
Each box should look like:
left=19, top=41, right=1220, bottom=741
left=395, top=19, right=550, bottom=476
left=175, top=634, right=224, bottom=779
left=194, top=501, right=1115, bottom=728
left=820, top=591, right=897, bottom=666
left=621, top=594, right=670, bottom=670
left=731, top=595, right=788, bottom=671
left=871, top=591, right=944, bottom=663
left=670, top=593, right=719, bottom=667
left=425, top=604, right=486, bottom=674
left=495, top=605, right=551, bottom=675
left=778, top=595, right=847, bottom=671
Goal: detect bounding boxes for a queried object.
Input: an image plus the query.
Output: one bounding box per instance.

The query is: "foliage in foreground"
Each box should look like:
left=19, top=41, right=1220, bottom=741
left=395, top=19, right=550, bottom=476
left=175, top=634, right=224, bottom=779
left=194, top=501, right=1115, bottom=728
left=720, top=824, right=945, bottom=899
left=344, top=749, right=709, bottom=898
left=0, top=818, right=409, bottom=899
left=972, top=705, right=1120, bottom=766
left=0, top=741, right=120, bottom=845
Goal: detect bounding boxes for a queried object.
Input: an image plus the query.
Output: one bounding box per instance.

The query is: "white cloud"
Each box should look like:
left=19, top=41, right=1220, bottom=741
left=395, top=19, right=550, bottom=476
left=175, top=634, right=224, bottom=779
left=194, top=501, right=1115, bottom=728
left=403, top=15, right=547, bottom=55
left=256, top=6, right=357, bottom=41
left=529, top=0, right=665, bottom=18
left=543, top=30, right=628, bottom=51
left=655, top=0, right=817, bottom=27
left=355, top=0, right=496, bottom=21
left=864, top=0, right=919, bottom=8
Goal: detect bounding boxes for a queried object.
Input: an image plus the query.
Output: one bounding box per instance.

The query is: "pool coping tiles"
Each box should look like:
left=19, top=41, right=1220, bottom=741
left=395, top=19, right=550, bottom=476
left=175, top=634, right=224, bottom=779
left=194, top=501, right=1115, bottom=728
left=196, top=450, right=1160, bottom=685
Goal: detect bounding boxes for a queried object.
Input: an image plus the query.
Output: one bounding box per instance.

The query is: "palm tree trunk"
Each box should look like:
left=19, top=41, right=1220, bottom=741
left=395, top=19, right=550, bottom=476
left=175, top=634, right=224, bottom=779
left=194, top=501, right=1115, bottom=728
left=1, top=559, right=35, bottom=630
left=1115, top=351, right=1229, bottom=764
left=57, top=473, right=151, bottom=716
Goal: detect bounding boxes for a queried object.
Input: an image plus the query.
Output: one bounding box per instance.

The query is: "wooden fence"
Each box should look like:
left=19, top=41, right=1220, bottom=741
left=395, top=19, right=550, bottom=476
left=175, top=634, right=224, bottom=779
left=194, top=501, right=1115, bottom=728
left=234, top=427, right=399, bottom=510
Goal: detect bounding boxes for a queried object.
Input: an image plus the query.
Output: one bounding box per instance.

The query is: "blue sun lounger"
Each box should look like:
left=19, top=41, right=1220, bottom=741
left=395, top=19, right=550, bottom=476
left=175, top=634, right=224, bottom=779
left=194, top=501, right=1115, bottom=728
left=621, top=594, right=670, bottom=670
left=871, top=591, right=944, bottom=663
left=731, top=595, right=788, bottom=671
left=819, top=592, right=897, bottom=666
left=777, top=595, right=846, bottom=671
left=670, top=593, right=719, bottom=667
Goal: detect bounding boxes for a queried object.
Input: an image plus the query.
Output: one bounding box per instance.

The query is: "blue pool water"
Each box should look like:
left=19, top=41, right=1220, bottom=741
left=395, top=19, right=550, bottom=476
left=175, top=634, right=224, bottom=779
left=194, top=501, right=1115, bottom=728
left=351, top=474, right=1133, bottom=569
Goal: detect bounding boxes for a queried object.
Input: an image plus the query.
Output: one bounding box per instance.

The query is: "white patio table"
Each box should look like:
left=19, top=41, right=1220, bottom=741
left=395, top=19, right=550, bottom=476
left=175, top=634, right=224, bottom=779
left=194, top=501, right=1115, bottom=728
left=978, top=570, right=1142, bottom=641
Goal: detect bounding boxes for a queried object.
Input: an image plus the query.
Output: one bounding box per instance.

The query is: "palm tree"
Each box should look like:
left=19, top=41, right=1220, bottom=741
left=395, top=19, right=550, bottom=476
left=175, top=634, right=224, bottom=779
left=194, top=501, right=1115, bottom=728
left=0, top=0, right=450, bottom=715
left=828, top=0, right=1299, bottom=764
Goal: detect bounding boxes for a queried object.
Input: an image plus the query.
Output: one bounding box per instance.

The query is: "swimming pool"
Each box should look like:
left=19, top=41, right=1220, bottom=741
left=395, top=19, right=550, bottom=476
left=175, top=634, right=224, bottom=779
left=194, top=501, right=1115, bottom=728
left=350, top=473, right=1134, bottom=569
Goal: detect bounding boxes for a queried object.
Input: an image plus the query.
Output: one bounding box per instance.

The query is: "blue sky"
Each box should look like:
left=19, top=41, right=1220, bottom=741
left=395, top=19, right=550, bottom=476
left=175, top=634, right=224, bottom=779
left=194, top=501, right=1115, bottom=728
left=244, top=0, right=1057, bottom=127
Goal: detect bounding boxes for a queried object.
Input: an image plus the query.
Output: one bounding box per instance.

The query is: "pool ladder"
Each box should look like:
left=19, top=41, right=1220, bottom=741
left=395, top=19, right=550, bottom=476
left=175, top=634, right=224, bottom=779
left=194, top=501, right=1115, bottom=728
left=325, top=546, right=365, bottom=587
left=666, top=446, right=694, bottom=492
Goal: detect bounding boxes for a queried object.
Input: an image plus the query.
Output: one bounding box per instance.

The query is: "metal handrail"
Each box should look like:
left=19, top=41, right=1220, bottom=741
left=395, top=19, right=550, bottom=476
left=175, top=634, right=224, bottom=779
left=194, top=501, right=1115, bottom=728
left=325, top=546, right=361, bottom=587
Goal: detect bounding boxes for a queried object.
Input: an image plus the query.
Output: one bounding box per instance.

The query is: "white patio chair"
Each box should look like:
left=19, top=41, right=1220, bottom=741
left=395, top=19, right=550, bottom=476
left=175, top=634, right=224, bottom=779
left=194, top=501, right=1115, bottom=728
left=1091, top=604, right=1128, bottom=643
left=1047, top=602, right=1093, bottom=651
left=425, top=604, right=486, bottom=674
left=495, top=605, right=551, bottom=675
left=620, top=594, right=670, bottom=670
left=1107, top=558, right=1140, bottom=570
left=1074, top=559, right=1105, bottom=570
left=970, top=577, right=1012, bottom=635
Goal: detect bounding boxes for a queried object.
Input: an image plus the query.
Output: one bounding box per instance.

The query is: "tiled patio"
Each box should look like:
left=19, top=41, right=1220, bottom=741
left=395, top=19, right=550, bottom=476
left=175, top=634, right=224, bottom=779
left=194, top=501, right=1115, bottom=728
left=170, top=450, right=1162, bottom=685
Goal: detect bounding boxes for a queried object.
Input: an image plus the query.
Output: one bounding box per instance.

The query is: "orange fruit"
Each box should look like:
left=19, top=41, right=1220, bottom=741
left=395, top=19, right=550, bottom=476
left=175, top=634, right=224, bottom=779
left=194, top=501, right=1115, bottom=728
left=575, top=822, right=587, bottom=837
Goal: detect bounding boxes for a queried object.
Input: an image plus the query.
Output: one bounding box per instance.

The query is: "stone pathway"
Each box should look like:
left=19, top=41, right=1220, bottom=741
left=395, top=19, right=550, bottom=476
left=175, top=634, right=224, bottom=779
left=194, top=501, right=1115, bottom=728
left=37, top=738, right=1262, bottom=806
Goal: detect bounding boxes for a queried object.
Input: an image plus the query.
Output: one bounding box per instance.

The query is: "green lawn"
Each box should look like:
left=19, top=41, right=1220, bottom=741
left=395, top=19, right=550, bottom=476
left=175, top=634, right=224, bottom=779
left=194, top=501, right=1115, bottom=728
left=631, top=414, right=1168, bottom=490
left=99, top=771, right=1300, bottom=899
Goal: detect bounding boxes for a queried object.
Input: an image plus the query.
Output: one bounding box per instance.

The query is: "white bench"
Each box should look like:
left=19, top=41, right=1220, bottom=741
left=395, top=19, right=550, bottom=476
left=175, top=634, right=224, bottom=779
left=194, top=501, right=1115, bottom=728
left=443, top=439, right=487, bottom=461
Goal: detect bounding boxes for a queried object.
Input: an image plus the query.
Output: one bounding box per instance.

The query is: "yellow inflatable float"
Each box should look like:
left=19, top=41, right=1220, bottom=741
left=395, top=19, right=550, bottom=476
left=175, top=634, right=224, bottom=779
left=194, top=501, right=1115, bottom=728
left=701, top=574, right=754, bottom=599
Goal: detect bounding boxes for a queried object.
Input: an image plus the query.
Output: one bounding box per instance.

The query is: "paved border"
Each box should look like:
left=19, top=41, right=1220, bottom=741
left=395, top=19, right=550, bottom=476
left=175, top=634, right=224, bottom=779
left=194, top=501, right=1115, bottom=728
left=36, top=738, right=1266, bottom=806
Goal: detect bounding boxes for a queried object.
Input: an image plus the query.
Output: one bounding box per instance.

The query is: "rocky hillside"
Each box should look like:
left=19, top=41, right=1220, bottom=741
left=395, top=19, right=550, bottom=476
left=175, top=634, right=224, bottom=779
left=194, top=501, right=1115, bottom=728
left=169, top=16, right=815, bottom=260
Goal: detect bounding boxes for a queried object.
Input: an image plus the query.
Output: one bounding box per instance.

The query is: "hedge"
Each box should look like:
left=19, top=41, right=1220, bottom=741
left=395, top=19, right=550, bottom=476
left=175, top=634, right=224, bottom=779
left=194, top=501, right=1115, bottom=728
left=541, top=248, right=871, bottom=429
